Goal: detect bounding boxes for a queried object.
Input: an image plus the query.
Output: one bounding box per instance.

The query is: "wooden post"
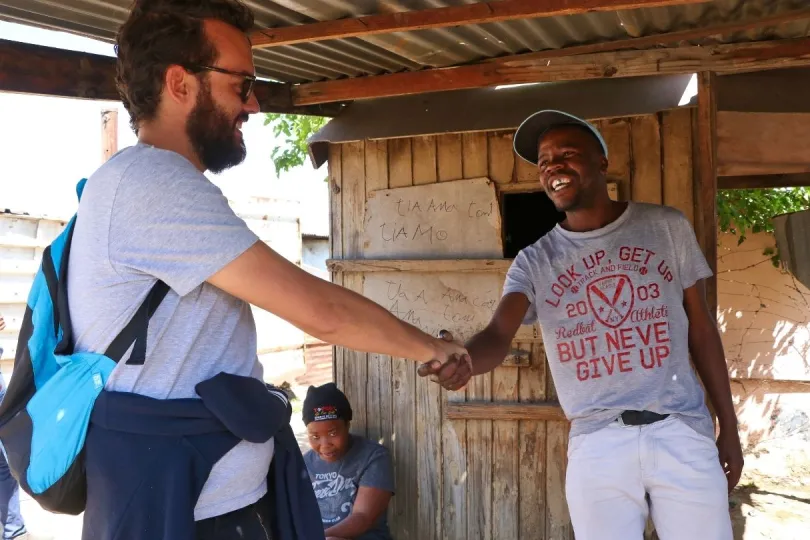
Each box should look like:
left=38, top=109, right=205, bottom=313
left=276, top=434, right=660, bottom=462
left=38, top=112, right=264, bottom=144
left=695, top=72, right=720, bottom=442
left=101, top=108, right=118, bottom=162
left=696, top=72, right=719, bottom=312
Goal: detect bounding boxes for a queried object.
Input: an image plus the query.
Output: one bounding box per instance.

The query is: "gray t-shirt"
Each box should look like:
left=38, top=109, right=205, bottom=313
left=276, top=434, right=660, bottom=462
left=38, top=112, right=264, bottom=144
left=304, top=435, right=395, bottom=540
left=503, top=202, right=715, bottom=439
left=67, top=143, right=274, bottom=520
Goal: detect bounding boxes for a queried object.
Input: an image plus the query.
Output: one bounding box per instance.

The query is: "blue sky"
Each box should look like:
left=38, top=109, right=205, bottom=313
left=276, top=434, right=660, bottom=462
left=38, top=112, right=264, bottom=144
left=0, top=21, right=327, bottom=231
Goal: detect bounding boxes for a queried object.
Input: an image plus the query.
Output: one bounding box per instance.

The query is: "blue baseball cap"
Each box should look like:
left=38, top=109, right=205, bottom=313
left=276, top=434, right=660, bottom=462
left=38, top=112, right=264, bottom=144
left=513, top=109, right=608, bottom=165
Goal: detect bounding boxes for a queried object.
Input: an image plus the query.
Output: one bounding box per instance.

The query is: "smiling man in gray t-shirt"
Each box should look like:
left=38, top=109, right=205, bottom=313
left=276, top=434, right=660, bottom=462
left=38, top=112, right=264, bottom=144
left=418, top=110, right=743, bottom=540
left=67, top=3, right=470, bottom=538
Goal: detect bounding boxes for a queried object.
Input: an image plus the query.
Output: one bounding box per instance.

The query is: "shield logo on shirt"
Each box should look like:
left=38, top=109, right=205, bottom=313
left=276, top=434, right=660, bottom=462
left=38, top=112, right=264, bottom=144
left=586, top=274, right=635, bottom=328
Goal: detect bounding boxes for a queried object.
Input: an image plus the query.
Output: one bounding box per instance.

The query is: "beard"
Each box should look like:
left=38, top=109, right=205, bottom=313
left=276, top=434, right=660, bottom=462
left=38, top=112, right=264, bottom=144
left=186, top=82, right=247, bottom=173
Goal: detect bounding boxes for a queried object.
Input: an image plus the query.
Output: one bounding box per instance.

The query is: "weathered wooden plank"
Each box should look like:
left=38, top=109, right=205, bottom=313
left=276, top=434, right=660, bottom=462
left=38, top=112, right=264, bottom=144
left=463, top=129, right=492, bottom=540
left=341, top=141, right=366, bottom=258
left=327, top=258, right=512, bottom=273
left=466, top=373, right=493, bottom=540
left=328, top=144, right=344, bottom=388
left=364, top=139, right=392, bottom=449
left=392, top=357, right=417, bottom=539
left=697, top=72, right=719, bottom=312
left=516, top=154, right=539, bottom=183
left=416, top=363, right=442, bottom=540
left=329, top=144, right=344, bottom=268
left=662, top=108, right=694, bottom=223
left=599, top=119, right=632, bottom=200
left=363, top=178, right=503, bottom=259
left=293, top=36, right=810, bottom=105
left=341, top=141, right=367, bottom=436
left=438, top=126, right=468, bottom=540
left=388, top=139, right=413, bottom=189
left=442, top=408, right=467, bottom=540
left=251, top=0, right=706, bottom=48
left=519, top=343, right=548, bottom=538
left=717, top=111, right=810, bottom=176
left=387, top=137, right=417, bottom=539
left=437, top=133, right=463, bottom=183
left=488, top=131, right=515, bottom=185
left=411, top=135, right=443, bottom=540
left=101, top=108, right=118, bottom=163
left=364, top=272, right=536, bottom=343
left=719, top=173, right=810, bottom=189
left=546, top=374, right=574, bottom=539
left=492, top=360, right=519, bottom=539
left=462, top=133, right=488, bottom=179
left=342, top=274, right=367, bottom=435
left=364, top=139, right=389, bottom=190
left=445, top=402, right=566, bottom=421
left=413, top=136, right=438, bottom=186
left=631, top=115, right=663, bottom=204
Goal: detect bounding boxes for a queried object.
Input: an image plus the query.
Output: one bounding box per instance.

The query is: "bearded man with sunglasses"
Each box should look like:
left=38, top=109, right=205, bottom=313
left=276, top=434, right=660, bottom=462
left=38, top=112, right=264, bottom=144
left=64, top=1, right=469, bottom=539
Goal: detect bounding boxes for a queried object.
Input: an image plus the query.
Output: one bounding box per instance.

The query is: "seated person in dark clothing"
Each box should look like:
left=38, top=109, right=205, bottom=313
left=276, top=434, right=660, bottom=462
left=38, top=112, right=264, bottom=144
left=302, top=383, right=394, bottom=540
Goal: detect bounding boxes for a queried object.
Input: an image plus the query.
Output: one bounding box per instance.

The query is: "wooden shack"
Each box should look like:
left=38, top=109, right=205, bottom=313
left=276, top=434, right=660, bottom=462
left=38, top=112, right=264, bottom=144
left=4, top=1, right=810, bottom=539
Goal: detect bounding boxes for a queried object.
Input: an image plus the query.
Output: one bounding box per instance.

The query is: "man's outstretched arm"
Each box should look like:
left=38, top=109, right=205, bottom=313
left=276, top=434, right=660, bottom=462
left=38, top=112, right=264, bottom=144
left=418, top=293, right=530, bottom=389
left=683, top=279, right=743, bottom=492
left=208, top=241, right=469, bottom=365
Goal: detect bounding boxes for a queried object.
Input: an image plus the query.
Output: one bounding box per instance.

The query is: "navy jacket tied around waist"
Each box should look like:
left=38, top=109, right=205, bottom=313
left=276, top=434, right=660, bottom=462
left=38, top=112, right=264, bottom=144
left=82, top=372, right=325, bottom=540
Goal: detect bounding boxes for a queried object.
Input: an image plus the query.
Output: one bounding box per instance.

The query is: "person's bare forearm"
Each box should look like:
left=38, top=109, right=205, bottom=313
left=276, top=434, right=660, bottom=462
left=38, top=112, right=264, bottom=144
left=310, top=279, right=439, bottom=363
left=466, top=326, right=513, bottom=375
left=207, top=242, right=445, bottom=363
left=690, top=325, right=737, bottom=429
left=324, top=512, right=374, bottom=538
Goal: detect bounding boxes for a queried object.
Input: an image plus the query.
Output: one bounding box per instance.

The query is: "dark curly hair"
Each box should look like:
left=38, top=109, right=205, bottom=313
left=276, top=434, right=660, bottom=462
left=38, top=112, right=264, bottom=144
left=115, top=0, right=255, bottom=133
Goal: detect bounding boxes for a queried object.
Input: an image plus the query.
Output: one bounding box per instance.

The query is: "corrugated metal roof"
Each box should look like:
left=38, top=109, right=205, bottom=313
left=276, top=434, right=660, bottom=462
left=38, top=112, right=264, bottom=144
left=1, top=0, right=809, bottom=84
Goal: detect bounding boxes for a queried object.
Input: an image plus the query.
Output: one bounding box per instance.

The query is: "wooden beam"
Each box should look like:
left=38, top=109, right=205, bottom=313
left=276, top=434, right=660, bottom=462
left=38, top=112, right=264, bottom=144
left=0, top=38, right=120, bottom=101
left=326, top=258, right=513, bottom=273
left=293, top=16, right=810, bottom=105
left=250, top=0, right=708, bottom=48
left=718, top=173, right=810, bottom=189
left=717, top=111, right=810, bottom=176
left=696, top=72, right=718, bottom=312
left=101, top=108, right=118, bottom=163
left=0, top=39, right=341, bottom=116
left=444, top=402, right=567, bottom=422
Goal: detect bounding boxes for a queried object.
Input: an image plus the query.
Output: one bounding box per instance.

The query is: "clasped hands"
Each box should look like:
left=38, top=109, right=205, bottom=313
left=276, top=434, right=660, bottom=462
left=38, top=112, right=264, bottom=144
left=417, top=330, right=473, bottom=391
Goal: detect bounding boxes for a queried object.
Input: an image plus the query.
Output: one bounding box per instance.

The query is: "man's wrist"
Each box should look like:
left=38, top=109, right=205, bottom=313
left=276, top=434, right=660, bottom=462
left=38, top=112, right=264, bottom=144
left=717, top=411, right=739, bottom=430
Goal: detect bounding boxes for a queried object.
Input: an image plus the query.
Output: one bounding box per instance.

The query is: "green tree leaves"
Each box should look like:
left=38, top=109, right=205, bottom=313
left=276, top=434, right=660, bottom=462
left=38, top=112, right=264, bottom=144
left=264, top=113, right=329, bottom=177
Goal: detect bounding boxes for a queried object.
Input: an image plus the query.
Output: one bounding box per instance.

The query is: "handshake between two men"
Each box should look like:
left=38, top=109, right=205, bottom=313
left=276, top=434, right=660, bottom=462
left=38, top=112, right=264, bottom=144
left=417, top=330, right=474, bottom=392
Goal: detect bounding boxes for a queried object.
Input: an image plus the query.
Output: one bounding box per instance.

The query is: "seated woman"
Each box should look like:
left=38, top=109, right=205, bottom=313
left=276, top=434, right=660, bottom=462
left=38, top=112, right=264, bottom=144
left=302, top=383, right=395, bottom=540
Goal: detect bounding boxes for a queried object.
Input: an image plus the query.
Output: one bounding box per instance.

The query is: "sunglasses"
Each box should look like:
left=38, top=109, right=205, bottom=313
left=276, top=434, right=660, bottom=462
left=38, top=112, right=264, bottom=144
left=185, top=64, right=256, bottom=102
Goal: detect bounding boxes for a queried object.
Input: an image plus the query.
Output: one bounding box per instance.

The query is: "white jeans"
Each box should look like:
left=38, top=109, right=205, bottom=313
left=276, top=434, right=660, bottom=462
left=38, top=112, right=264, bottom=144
left=565, top=416, right=733, bottom=540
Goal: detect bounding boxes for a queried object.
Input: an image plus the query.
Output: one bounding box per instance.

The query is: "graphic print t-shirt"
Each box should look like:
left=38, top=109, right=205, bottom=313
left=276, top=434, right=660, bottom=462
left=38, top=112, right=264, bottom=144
left=304, top=436, right=395, bottom=540
left=503, top=202, right=714, bottom=439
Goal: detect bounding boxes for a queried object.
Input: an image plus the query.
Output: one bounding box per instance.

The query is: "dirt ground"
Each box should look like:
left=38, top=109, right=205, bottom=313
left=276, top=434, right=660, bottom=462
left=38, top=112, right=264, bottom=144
left=728, top=448, right=810, bottom=540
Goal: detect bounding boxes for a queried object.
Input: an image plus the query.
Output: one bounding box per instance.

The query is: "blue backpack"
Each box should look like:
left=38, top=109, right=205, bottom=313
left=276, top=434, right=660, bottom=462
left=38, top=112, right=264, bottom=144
left=0, top=179, right=168, bottom=514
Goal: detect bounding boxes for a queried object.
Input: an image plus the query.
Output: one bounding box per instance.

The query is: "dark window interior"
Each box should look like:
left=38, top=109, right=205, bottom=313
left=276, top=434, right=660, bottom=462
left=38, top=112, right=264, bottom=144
left=502, top=191, right=565, bottom=258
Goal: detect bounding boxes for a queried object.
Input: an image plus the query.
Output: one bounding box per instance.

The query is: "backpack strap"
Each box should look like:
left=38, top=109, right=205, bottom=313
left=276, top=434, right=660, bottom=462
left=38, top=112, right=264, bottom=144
left=104, top=280, right=170, bottom=364
left=53, top=220, right=77, bottom=356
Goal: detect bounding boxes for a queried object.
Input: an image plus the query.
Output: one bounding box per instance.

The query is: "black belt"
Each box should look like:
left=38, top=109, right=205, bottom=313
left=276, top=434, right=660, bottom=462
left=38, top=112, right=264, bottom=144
left=617, top=410, right=669, bottom=426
